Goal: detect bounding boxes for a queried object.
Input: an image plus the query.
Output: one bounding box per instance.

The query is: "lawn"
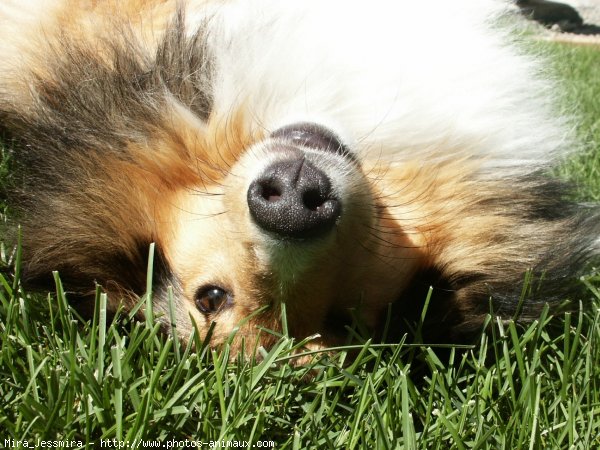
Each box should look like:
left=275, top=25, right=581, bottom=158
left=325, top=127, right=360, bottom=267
left=548, top=42, right=600, bottom=200
left=0, top=32, right=599, bottom=450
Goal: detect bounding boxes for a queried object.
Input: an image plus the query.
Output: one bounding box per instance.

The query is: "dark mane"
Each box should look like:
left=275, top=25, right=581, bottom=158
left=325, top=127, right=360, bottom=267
left=1, top=10, right=212, bottom=297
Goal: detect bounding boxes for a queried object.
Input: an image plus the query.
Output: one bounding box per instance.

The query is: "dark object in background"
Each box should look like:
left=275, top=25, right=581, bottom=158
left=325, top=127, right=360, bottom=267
left=517, top=0, right=584, bottom=31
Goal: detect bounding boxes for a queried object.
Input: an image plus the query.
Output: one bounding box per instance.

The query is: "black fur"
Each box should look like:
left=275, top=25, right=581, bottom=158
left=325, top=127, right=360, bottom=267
left=2, top=12, right=212, bottom=297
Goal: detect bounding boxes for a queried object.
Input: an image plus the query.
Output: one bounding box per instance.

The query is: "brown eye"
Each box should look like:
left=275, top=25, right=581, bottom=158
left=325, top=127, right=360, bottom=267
left=194, top=286, right=233, bottom=314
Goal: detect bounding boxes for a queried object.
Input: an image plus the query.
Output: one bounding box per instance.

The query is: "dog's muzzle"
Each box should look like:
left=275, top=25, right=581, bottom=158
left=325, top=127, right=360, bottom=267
left=247, top=123, right=351, bottom=239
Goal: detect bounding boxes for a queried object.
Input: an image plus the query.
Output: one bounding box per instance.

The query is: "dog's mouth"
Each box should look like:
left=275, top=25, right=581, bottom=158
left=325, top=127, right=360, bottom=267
left=270, top=122, right=357, bottom=164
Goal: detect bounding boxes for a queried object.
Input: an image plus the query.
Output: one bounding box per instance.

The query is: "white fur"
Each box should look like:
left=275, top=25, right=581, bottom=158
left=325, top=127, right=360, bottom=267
left=0, top=0, right=571, bottom=176
left=199, top=0, right=570, bottom=176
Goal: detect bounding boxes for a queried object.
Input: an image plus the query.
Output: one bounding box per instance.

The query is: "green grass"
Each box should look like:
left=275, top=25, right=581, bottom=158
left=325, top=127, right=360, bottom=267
left=542, top=43, right=600, bottom=200
left=1, top=38, right=600, bottom=448
left=1, top=257, right=600, bottom=447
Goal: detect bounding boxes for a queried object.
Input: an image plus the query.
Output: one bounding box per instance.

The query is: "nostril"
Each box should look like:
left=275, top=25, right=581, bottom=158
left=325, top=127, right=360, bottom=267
left=258, top=181, right=282, bottom=202
left=302, top=189, right=327, bottom=211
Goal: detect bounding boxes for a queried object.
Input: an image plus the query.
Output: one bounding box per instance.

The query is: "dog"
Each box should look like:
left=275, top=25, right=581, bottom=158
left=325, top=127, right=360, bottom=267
left=0, top=0, right=597, bottom=356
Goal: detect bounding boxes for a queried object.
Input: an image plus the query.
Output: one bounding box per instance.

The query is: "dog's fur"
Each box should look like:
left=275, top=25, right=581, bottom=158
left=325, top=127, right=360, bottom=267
left=0, top=0, right=598, bottom=355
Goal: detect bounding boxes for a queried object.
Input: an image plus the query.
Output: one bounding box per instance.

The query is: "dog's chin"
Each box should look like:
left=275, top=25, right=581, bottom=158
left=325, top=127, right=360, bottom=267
left=270, top=122, right=357, bottom=164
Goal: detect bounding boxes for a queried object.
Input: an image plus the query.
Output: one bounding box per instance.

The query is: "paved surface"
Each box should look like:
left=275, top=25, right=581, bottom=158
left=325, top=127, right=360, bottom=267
left=562, top=0, right=600, bottom=25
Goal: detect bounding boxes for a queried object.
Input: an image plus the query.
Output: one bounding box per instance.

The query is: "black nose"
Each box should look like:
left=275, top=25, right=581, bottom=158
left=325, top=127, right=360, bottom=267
left=247, top=157, right=341, bottom=239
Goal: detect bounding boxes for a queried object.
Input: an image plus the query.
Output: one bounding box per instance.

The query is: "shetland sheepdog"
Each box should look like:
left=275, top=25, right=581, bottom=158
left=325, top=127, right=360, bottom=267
left=0, top=0, right=597, bottom=355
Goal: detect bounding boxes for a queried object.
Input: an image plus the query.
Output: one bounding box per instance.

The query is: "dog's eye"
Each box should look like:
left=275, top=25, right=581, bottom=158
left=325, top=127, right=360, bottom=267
left=194, top=286, right=233, bottom=314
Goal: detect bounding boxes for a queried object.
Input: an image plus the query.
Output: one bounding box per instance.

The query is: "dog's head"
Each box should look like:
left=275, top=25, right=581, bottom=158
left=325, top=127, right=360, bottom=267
left=152, top=119, right=427, bottom=354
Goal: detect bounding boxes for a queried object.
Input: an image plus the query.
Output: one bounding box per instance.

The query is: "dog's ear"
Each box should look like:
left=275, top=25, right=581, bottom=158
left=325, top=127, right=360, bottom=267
left=10, top=158, right=157, bottom=299
left=0, top=10, right=212, bottom=301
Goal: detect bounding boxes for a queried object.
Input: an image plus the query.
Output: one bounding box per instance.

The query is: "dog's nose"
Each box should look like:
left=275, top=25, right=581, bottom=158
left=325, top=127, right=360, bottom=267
left=247, top=157, right=341, bottom=239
